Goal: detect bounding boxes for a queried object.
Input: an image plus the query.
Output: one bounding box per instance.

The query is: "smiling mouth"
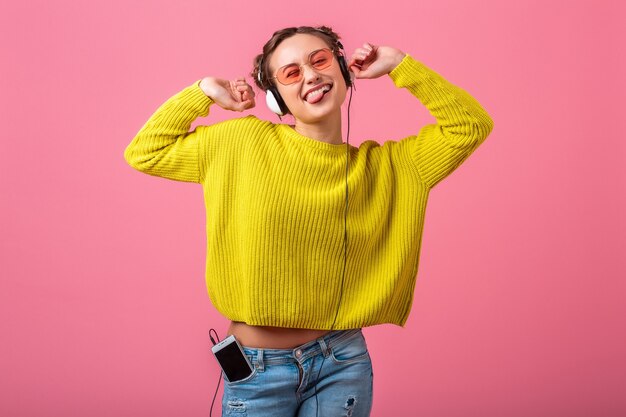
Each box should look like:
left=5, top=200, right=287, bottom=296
left=304, top=84, right=332, bottom=104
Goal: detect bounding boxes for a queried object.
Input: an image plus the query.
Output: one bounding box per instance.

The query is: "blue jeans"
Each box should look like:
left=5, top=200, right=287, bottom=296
left=221, top=329, right=373, bottom=416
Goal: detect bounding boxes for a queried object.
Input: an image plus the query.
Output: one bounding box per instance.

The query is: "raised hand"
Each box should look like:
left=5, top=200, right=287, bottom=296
left=199, top=76, right=256, bottom=112
left=348, top=43, right=406, bottom=80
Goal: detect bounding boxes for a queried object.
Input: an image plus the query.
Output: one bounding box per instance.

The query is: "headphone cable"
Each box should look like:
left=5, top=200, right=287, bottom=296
left=313, top=82, right=353, bottom=417
left=209, top=329, right=222, bottom=417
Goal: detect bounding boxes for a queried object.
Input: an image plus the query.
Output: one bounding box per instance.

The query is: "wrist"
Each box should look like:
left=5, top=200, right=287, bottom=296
left=199, top=77, right=215, bottom=98
left=390, top=51, right=406, bottom=71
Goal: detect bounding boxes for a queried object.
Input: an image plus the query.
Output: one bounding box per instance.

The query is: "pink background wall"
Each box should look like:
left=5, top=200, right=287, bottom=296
left=1, top=0, right=624, bottom=416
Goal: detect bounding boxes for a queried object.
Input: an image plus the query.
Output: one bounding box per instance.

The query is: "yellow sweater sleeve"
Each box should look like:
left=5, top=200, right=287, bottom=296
left=124, top=81, right=213, bottom=183
left=389, top=55, right=494, bottom=188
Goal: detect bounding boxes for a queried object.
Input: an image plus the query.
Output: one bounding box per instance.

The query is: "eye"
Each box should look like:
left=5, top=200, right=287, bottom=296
left=310, top=50, right=332, bottom=68
left=277, top=64, right=301, bottom=82
left=312, top=57, right=328, bottom=66
left=286, top=68, right=300, bottom=78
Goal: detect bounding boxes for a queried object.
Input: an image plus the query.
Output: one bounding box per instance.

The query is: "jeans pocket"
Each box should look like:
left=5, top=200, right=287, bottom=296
left=223, top=366, right=259, bottom=386
left=330, top=331, right=370, bottom=364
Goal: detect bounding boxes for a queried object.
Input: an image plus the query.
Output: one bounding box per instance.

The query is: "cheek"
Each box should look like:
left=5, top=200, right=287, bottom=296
left=333, top=77, right=349, bottom=100
left=277, top=86, right=300, bottom=105
left=332, top=68, right=349, bottom=92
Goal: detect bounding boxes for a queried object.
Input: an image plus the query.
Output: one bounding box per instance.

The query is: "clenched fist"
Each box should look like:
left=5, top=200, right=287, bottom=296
left=199, top=76, right=256, bottom=112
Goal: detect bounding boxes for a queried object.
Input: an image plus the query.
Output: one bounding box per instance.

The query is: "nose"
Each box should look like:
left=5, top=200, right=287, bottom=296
left=301, top=63, right=321, bottom=84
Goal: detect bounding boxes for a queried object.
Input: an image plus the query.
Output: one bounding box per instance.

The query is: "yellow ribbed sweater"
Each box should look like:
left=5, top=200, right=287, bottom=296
left=124, top=55, right=493, bottom=330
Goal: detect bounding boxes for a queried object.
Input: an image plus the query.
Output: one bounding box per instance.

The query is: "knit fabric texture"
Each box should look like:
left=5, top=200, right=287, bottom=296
left=124, top=54, right=494, bottom=329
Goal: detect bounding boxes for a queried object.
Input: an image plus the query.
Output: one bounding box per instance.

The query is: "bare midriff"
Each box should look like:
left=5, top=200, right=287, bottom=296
left=227, top=321, right=330, bottom=349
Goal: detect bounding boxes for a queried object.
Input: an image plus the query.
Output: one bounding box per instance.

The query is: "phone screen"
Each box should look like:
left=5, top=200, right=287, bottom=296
left=213, top=341, right=253, bottom=382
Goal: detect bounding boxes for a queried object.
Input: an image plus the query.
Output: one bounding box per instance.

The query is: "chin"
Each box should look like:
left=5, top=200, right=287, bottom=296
left=294, top=107, right=339, bottom=125
left=292, top=93, right=345, bottom=123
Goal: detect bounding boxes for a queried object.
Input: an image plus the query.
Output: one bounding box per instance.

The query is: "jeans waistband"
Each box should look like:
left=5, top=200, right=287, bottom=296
left=242, top=329, right=362, bottom=368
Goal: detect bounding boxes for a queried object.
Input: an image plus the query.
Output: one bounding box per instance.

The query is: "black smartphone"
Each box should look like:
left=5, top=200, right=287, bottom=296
left=211, top=335, right=254, bottom=382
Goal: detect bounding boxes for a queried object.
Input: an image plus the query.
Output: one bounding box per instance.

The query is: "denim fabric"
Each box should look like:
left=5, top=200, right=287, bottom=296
left=221, top=329, right=373, bottom=417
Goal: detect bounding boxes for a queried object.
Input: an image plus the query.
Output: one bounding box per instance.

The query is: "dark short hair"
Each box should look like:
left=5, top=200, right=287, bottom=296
left=251, top=26, right=343, bottom=91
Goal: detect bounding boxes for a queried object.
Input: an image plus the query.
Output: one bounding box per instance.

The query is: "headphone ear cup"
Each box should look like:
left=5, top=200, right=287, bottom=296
left=265, top=89, right=283, bottom=115
left=266, top=87, right=289, bottom=116
left=336, top=54, right=352, bottom=87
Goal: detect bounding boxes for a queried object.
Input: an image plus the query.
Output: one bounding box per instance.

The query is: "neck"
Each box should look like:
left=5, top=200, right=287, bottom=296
left=293, top=110, right=343, bottom=145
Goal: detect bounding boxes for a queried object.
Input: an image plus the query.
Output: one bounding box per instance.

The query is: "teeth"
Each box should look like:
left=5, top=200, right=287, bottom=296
left=305, top=85, right=331, bottom=102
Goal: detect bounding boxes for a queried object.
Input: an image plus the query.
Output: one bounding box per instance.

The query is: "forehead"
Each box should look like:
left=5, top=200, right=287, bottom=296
left=269, top=34, right=331, bottom=71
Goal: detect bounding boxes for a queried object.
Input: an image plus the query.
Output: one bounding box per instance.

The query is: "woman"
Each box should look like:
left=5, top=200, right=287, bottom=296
left=124, top=26, right=493, bottom=416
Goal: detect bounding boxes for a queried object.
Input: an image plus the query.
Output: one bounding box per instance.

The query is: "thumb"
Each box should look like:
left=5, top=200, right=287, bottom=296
left=349, top=64, right=363, bottom=79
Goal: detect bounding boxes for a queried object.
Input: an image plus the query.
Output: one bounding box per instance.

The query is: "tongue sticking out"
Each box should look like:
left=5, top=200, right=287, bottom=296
left=305, top=85, right=330, bottom=104
left=306, top=93, right=324, bottom=104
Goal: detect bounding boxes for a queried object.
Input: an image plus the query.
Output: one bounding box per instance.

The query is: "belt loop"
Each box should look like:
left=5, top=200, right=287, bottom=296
left=317, top=336, right=330, bottom=358
left=257, top=349, right=265, bottom=372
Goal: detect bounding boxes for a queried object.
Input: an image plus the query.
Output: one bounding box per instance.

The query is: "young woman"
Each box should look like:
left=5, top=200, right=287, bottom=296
left=125, top=26, right=493, bottom=417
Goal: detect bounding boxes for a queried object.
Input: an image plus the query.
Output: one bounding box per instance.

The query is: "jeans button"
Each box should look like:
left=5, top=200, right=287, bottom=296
left=295, top=349, right=303, bottom=358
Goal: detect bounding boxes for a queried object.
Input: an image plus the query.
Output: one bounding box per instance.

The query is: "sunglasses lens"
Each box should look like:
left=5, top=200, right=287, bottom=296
left=310, top=49, right=333, bottom=70
left=277, top=64, right=302, bottom=85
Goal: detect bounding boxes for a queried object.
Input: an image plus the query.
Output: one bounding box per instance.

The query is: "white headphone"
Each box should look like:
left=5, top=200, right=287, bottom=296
left=257, top=70, right=288, bottom=116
